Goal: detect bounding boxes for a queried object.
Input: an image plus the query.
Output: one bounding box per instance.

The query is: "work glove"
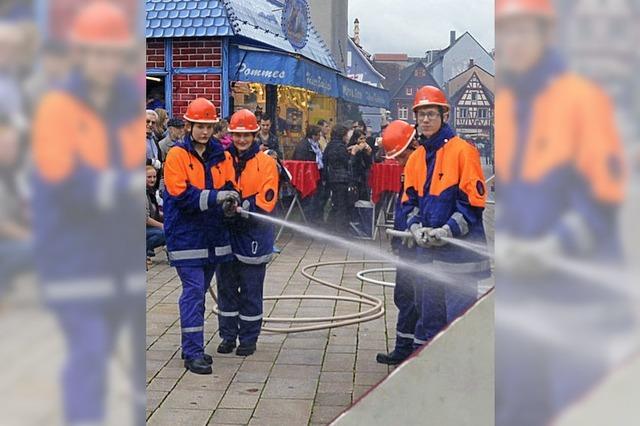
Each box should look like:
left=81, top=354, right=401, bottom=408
left=409, top=223, right=431, bottom=248
left=222, top=199, right=238, bottom=217
left=426, top=225, right=452, bottom=247
left=216, top=190, right=240, bottom=217
left=497, top=232, right=562, bottom=278
left=216, top=190, right=240, bottom=205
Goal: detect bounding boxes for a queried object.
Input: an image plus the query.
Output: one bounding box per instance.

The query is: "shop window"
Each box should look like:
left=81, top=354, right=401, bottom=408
left=398, top=106, right=408, bottom=120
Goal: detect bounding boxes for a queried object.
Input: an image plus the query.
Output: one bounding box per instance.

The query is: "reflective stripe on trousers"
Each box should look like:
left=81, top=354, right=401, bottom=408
left=168, top=249, right=209, bottom=261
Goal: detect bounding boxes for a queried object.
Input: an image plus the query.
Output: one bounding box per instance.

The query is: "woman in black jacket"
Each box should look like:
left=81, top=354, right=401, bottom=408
left=323, top=124, right=360, bottom=233
left=347, top=129, right=373, bottom=201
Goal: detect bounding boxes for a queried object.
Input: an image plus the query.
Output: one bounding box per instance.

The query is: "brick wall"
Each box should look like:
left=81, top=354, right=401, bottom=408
left=146, top=39, right=165, bottom=69
left=145, top=37, right=223, bottom=117
left=172, top=38, right=222, bottom=68
left=172, top=74, right=222, bottom=117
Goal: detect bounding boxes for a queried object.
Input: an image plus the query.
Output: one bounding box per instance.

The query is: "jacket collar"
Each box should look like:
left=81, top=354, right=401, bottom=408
left=228, top=141, right=260, bottom=161
left=418, top=123, right=456, bottom=152
left=502, top=49, right=566, bottom=97
left=178, top=134, right=226, bottom=164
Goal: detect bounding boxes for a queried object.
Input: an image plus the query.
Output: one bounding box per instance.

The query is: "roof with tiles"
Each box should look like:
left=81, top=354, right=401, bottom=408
left=146, top=0, right=337, bottom=70
left=146, top=0, right=233, bottom=38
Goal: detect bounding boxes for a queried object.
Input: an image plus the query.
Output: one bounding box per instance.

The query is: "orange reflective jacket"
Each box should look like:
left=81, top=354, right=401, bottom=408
left=496, top=73, right=626, bottom=203
left=401, top=126, right=488, bottom=270
left=228, top=143, right=279, bottom=264
left=163, top=137, right=235, bottom=266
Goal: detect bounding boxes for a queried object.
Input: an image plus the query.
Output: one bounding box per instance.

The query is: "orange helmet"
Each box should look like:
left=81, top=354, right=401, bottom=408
left=496, top=0, right=555, bottom=20
left=382, top=121, right=416, bottom=159
left=228, top=109, right=260, bottom=133
left=68, top=1, right=133, bottom=48
left=184, top=98, right=219, bottom=123
left=413, top=86, right=449, bottom=112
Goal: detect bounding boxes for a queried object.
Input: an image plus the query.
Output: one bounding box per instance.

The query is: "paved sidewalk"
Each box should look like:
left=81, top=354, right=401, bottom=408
left=147, top=201, right=494, bottom=425
left=146, top=232, right=400, bottom=426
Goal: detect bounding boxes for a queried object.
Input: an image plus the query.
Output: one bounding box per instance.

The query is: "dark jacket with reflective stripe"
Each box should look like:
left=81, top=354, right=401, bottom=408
left=163, top=135, right=235, bottom=267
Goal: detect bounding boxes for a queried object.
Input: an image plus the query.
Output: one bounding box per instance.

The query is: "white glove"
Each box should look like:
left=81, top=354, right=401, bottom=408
left=496, top=232, right=562, bottom=278
left=216, top=190, right=240, bottom=205
left=426, top=225, right=452, bottom=247
left=409, top=224, right=431, bottom=248
left=151, top=159, right=162, bottom=170
left=216, top=190, right=240, bottom=217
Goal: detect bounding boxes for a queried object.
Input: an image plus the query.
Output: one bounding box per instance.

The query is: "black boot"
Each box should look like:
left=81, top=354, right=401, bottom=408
left=181, top=352, right=213, bottom=365
left=376, top=350, right=410, bottom=365
left=235, top=343, right=256, bottom=356
left=184, top=357, right=212, bottom=374
left=217, top=340, right=236, bottom=354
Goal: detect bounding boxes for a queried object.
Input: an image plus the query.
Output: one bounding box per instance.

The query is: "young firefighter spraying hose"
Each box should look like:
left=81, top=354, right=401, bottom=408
left=215, top=109, right=280, bottom=357
left=163, top=98, right=238, bottom=375
left=375, top=120, right=420, bottom=365
left=401, top=86, right=490, bottom=350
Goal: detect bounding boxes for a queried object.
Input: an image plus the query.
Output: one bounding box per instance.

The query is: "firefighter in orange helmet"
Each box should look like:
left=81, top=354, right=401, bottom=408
left=31, top=1, right=146, bottom=423
left=401, top=86, right=489, bottom=350
left=163, top=97, right=238, bottom=374
left=215, top=109, right=279, bottom=357
left=495, top=1, right=628, bottom=424
left=375, top=120, right=422, bottom=365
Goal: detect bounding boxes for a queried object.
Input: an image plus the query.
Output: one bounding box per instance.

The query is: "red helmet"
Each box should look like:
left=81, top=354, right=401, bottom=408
left=413, top=86, right=449, bottom=112
left=382, top=120, right=416, bottom=159
left=69, top=1, right=133, bottom=47
left=184, top=98, right=219, bottom=123
left=496, top=0, right=555, bottom=20
left=228, top=109, right=259, bottom=133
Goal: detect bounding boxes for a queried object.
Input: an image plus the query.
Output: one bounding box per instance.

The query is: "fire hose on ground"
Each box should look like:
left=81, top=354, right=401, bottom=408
left=208, top=260, right=392, bottom=333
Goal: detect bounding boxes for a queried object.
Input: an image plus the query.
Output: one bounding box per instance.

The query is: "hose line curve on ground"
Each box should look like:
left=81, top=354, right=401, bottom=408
left=208, top=260, right=395, bottom=334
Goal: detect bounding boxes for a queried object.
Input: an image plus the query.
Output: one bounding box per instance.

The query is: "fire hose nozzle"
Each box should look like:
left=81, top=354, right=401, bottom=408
left=385, top=229, right=412, bottom=238
left=236, top=206, right=249, bottom=218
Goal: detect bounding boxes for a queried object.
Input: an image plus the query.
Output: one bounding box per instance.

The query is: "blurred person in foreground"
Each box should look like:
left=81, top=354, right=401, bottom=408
left=31, top=2, right=146, bottom=424
left=495, top=0, right=633, bottom=424
left=375, top=120, right=419, bottom=365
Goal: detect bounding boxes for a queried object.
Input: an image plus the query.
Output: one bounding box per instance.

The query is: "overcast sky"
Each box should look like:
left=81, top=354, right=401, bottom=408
left=347, top=0, right=494, bottom=57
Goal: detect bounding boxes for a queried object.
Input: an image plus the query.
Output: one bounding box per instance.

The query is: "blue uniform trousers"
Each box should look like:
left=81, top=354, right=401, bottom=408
left=216, top=259, right=265, bottom=345
left=177, top=265, right=216, bottom=359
